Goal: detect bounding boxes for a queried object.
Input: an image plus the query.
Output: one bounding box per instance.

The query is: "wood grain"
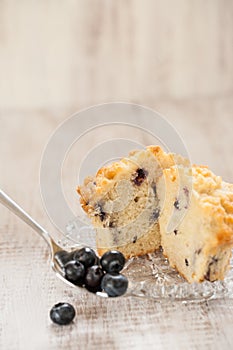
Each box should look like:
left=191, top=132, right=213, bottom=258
left=1, top=98, right=233, bottom=350
left=1, top=1, right=233, bottom=349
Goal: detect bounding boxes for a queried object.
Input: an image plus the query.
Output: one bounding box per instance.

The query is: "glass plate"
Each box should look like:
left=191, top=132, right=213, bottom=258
left=123, top=249, right=233, bottom=301
left=58, top=230, right=233, bottom=301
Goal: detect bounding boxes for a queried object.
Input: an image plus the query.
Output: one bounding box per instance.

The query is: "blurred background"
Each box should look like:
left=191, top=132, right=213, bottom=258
left=0, top=0, right=233, bottom=201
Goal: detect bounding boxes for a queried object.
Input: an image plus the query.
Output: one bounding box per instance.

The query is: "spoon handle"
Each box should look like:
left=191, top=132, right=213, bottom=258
left=0, top=189, right=51, bottom=247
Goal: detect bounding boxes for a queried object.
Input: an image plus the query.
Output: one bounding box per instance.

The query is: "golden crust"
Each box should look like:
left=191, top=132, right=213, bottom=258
left=77, top=155, right=137, bottom=206
left=195, top=168, right=233, bottom=246
left=77, top=145, right=190, bottom=209
left=148, top=145, right=190, bottom=169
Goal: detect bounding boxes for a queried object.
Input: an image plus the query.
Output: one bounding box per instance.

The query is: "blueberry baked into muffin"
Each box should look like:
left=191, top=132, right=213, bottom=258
left=77, top=146, right=188, bottom=258
left=77, top=145, right=233, bottom=283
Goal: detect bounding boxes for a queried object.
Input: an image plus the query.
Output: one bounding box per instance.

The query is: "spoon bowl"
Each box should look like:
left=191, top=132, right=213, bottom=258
left=0, top=189, right=85, bottom=291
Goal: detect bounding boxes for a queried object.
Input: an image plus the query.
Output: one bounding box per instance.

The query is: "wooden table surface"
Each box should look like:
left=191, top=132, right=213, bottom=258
left=1, top=98, right=233, bottom=350
left=1, top=1, right=233, bottom=349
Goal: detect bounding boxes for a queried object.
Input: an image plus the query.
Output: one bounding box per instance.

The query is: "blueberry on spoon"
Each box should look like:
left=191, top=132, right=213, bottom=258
left=63, top=260, right=85, bottom=285
left=73, top=247, right=98, bottom=268
left=54, top=250, right=75, bottom=267
left=101, top=273, right=128, bottom=297
left=84, top=265, right=104, bottom=293
left=100, top=250, right=125, bottom=273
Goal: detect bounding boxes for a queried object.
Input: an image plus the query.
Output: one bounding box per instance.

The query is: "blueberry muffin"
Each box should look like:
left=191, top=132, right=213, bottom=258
left=157, top=165, right=233, bottom=282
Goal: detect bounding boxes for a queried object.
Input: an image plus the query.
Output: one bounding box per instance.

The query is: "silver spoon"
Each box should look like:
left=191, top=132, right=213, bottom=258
left=0, top=190, right=134, bottom=298
left=0, top=189, right=82, bottom=289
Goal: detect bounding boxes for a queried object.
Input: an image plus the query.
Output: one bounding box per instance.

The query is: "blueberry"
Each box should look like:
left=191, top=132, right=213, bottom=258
left=63, top=260, right=85, bottom=285
left=101, top=273, right=128, bottom=297
left=73, top=247, right=98, bottom=268
left=174, top=199, right=180, bottom=210
left=50, top=302, right=75, bottom=325
left=100, top=250, right=125, bottom=273
left=95, top=203, right=106, bottom=222
left=84, top=265, right=104, bottom=293
left=133, top=168, right=148, bottom=186
left=54, top=250, right=74, bottom=267
left=151, top=208, right=160, bottom=221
